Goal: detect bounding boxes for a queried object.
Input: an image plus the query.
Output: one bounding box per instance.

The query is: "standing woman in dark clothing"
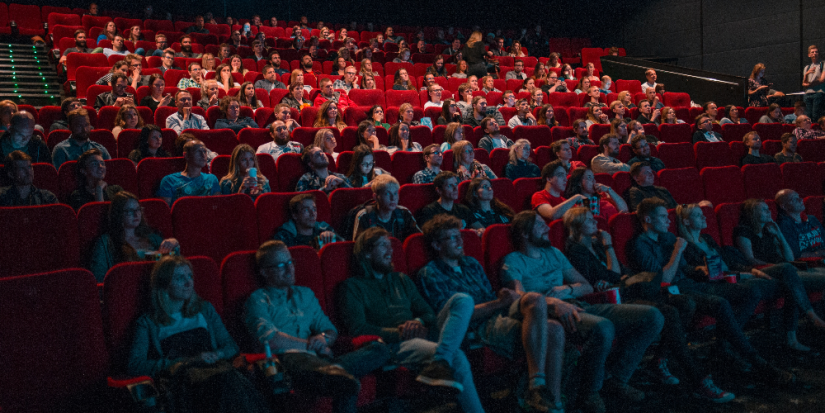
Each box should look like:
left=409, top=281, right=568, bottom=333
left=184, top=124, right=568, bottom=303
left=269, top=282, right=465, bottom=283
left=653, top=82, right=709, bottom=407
left=461, top=31, right=487, bottom=79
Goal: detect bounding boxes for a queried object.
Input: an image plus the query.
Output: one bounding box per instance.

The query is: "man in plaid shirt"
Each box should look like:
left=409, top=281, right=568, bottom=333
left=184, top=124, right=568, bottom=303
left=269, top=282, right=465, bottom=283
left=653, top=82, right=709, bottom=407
left=412, top=144, right=443, bottom=184
left=295, top=146, right=350, bottom=193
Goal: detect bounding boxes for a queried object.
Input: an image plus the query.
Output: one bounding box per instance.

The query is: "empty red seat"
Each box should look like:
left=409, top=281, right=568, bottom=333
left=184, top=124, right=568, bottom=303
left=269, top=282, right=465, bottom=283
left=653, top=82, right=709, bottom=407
left=608, top=213, right=642, bottom=263
left=8, top=4, right=42, bottom=36
left=550, top=126, right=574, bottom=142
left=588, top=124, right=611, bottom=142
left=513, top=125, right=552, bottom=148
left=385, top=90, right=421, bottom=108
left=655, top=142, right=694, bottom=168
left=743, top=107, right=766, bottom=125
left=513, top=177, right=543, bottom=212
left=753, top=123, right=784, bottom=142
left=349, top=89, right=386, bottom=107
left=781, top=162, right=822, bottom=197
left=0, top=204, right=80, bottom=278
left=721, top=123, right=752, bottom=143
left=398, top=183, right=438, bottom=218
left=0, top=269, right=108, bottom=411
left=797, top=139, right=825, bottom=163
left=68, top=54, right=109, bottom=83
left=275, top=153, right=307, bottom=192
left=576, top=145, right=600, bottom=167
left=663, top=92, right=690, bottom=108
left=546, top=92, right=578, bottom=108
left=702, top=166, right=745, bottom=205
left=804, top=196, right=824, bottom=222
left=329, top=187, right=375, bottom=235
left=657, top=168, right=704, bottom=204
left=658, top=123, right=692, bottom=144
left=48, top=12, right=81, bottom=32
left=172, top=194, right=258, bottom=263
left=82, top=15, right=111, bottom=31
left=616, top=80, right=642, bottom=94
left=481, top=224, right=514, bottom=290
left=182, top=129, right=239, bottom=155
left=742, top=163, right=783, bottom=199
left=136, top=157, right=186, bottom=199
left=695, top=141, right=736, bottom=169
left=392, top=151, right=427, bottom=185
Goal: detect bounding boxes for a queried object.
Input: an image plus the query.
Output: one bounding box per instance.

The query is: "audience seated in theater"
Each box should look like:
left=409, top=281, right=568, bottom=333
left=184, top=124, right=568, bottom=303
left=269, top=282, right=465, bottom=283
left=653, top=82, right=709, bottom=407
left=141, top=74, right=174, bottom=113
left=560, top=64, right=575, bottom=81
left=518, top=78, right=536, bottom=95
left=53, top=108, right=111, bottom=169
left=463, top=176, right=515, bottom=227
left=504, top=210, right=664, bottom=411
left=424, top=84, right=445, bottom=110
left=311, top=128, right=339, bottom=162
left=99, top=34, right=129, bottom=59
left=111, top=104, right=144, bottom=139
left=175, top=35, right=202, bottom=58
left=360, top=73, right=377, bottom=90
left=351, top=120, right=381, bottom=152
left=244, top=241, right=390, bottom=412
left=741, top=131, right=776, bottom=165
left=197, top=79, right=221, bottom=110
left=641, top=68, right=657, bottom=93
left=424, top=55, right=447, bottom=78
left=774, top=133, right=803, bottom=164
left=351, top=174, right=420, bottom=241
left=315, top=80, right=351, bottom=112
left=784, top=101, right=806, bottom=124
left=232, top=82, right=262, bottom=111
left=452, top=140, right=496, bottom=181
left=627, top=135, right=665, bottom=171
left=0, top=111, right=51, bottom=165
left=585, top=105, right=609, bottom=128
left=128, top=255, right=273, bottom=413
left=532, top=160, right=584, bottom=221
left=215, top=96, right=258, bottom=133
left=157, top=139, right=219, bottom=205
left=627, top=198, right=795, bottom=386
left=583, top=86, right=606, bottom=109
left=565, top=167, right=628, bottom=222
left=626, top=162, right=677, bottom=211
left=0, top=151, right=58, bottom=206
left=635, top=99, right=660, bottom=125
left=463, top=96, right=505, bottom=127
left=478, top=116, right=514, bottom=153
left=332, top=66, right=359, bottom=93
left=793, top=115, right=825, bottom=140
left=69, top=148, right=123, bottom=210
left=541, top=71, right=567, bottom=94
left=363, top=105, right=388, bottom=129
left=340, top=227, right=484, bottom=412
left=529, top=89, right=544, bottom=110
left=775, top=190, right=825, bottom=265
left=759, top=103, right=786, bottom=124
left=281, top=82, right=312, bottom=109
left=184, top=15, right=209, bottom=34
left=505, top=139, right=540, bottom=180
left=480, top=76, right=499, bottom=94
left=692, top=115, right=723, bottom=143
left=444, top=38, right=462, bottom=56
left=345, top=144, right=388, bottom=188
left=658, top=106, right=685, bottom=125
left=454, top=83, right=474, bottom=117
left=95, top=74, right=135, bottom=109
left=505, top=60, right=528, bottom=81
left=219, top=144, right=270, bottom=199
left=581, top=62, right=600, bottom=82
left=568, top=119, right=595, bottom=149
left=129, top=125, right=170, bottom=164
left=387, top=123, right=422, bottom=154
left=497, top=90, right=516, bottom=109
left=49, top=98, right=83, bottom=133
left=157, top=49, right=181, bottom=74
left=397, top=103, right=423, bottom=127
left=257, top=120, right=303, bottom=161
left=551, top=140, right=585, bottom=173
left=591, top=134, right=630, bottom=175
left=177, top=62, right=205, bottom=90
left=145, top=34, right=170, bottom=59
left=415, top=171, right=483, bottom=233
left=644, top=87, right=663, bottom=110
left=88, top=191, right=179, bottom=281
left=536, top=104, right=559, bottom=128
left=273, top=193, right=341, bottom=248
left=574, top=77, right=591, bottom=95
left=599, top=75, right=612, bottom=94
left=748, top=63, right=784, bottom=107
left=412, top=144, right=443, bottom=185
left=416, top=213, right=566, bottom=412
left=59, top=30, right=93, bottom=67
left=618, top=91, right=636, bottom=109
left=437, top=99, right=463, bottom=126
left=391, top=68, right=416, bottom=91
left=167, top=90, right=209, bottom=134
left=213, top=64, right=238, bottom=93
left=718, top=105, right=746, bottom=125
left=296, top=145, right=349, bottom=194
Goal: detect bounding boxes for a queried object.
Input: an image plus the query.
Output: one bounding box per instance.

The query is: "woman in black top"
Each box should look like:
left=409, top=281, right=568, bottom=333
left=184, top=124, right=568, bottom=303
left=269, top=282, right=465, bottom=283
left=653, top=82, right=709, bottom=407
left=129, top=125, right=170, bottom=164
left=563, top=207, right=737, bottom=401
left=463, top=177, right=513, bottom=228
left=461, top=31, right=487, bottom=78
left=504, top=139, right=540, bottom=180
left=69, top=149, right=123, bottom=210
left=437, top=99, right=462, bottom=125
left=140, top=74, right=174, bottom=113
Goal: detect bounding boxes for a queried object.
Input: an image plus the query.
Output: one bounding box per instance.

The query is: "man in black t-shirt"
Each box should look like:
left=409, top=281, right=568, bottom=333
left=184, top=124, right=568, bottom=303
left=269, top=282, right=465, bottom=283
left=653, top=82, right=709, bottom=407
left=740, top=131, right=777, bottom=165
left=415, top=171, right=483, bottom=234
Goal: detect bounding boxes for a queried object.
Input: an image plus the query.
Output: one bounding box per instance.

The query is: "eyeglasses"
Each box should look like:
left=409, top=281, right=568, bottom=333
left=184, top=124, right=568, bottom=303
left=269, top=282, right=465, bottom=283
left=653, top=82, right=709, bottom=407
left=261, top=260, right=294, bottom=272
left=427, top=151, right=442, bottom=156
left=361, top=161, right=374, bottom=167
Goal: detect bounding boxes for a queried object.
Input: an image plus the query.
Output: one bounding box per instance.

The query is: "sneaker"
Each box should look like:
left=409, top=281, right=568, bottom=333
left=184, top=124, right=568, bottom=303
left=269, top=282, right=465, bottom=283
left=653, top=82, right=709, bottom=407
left=416, top=360, right=464, bottom=392
left=579, top=392, right=606, bottom=413
left=693, top=375, right=735, bottom=403
left=601, top=378, right=645, bottom=402
left=314, top=365, right=360, bottom=397
left=653, top=358, right=680, bottom=385
left=520, top=387, right=552, bottom=412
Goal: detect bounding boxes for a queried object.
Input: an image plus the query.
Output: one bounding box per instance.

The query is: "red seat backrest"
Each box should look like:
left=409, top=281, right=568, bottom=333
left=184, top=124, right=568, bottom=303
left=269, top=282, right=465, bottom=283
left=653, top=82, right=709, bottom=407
left=398, top=183, right=438, bottom=217
left=0, top=204, right=80, bottom=278
left=328, top=187, right=375, bottom=235
left=481, top=224, right=514, bottom=291
left=742, top=163, right=783, bottom=200
left=701, top=166, right=745, bottom=205
left=663, top=92, right=690, bottom=108
left=655, top=142, right=695, bottom=169
left=753, top=123, right=784, bottom=142
left=721, top=123, right=752, bottom=143
left=797, top=139, right=825, bottom=163
left=385, top=90, right=421, bottom=108
left=513, top=125, right=552, bottom=148
left=694, top=141, right=736, bottom=169
left=391, top=150, right=427, bottom=185
left=182, top=128, right=239, bottom=155
left=781, top=162, right=823, bottom=198
left=171, top=194, right=258, bottom=263
left=513, top=177, right=543, bottom=212
left=136, top=157, right=187, bottom=199
left=658, top=123, right=692, bottom=144
left=657, top=167, right=704, bottom=204
left=349, top=89, right=386, bottom=107
left=608, top=212, right=642, bottom=263
left=275, top=153, right=308, bottom=192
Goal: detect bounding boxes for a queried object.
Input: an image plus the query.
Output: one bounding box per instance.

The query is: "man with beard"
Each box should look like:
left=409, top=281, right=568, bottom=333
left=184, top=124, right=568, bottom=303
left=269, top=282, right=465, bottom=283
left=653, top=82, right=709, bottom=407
left=256, top=120, right=303, bottom=161
left=184, top=15, right=209, bottom=34
left=157, top=139, right=220, bottom=205
left=229, top=31, right=244, bottom=48
left=267, top=51, right=289, bottom=76
left=0, top=151, right=58, bottom=206
left=254, top=65, right=287, bottom=92
left=52, top=108, right=111, bottom=169
left=166, top=90, right=208, bottom=134
left=590, top=134, right=630, bottom=174
left=295, top=146, right=350, bottom=194
left=740, top=131, right=776, bottom=166
left=59, top=30, right=92, bottom=66
left=300, top=55, right=315, bottom=74
left=176, top=35, right=201, bottom=58
left=94, top=73, right=134, bottom=109
left=0, top=112, right=51, bottom=165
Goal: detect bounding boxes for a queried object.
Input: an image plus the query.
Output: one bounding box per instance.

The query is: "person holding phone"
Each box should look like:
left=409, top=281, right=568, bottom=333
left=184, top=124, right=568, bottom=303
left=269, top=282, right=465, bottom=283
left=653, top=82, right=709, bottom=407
left=94, top=73, right=134, bottom=109
left=140, top=74, right=173, bottom=112
left=748, top=63, right=784, bottom=107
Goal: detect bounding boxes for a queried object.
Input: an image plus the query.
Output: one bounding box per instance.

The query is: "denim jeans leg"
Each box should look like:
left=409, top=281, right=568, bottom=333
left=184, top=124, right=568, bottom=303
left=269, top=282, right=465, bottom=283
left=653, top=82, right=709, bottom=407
left=586, top=303, right=664, bottom=383
left=573, top=311, right=615, bottom=393
left=433, top=292, right=475, bottom=362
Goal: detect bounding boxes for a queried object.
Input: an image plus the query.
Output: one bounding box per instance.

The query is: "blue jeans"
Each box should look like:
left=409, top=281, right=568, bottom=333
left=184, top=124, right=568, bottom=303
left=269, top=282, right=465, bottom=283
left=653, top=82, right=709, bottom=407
left=573, top=303, right=664, bottom=392
left=805, top=92, right=825, bottom=122
left=390, top=293, right=484, bottom=413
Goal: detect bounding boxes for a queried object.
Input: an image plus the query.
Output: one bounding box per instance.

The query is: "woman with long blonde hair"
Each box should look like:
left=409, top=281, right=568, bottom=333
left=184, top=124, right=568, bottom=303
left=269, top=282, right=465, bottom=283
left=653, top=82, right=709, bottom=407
left=312, top=128, right=339, bottom=160
left=461, top=31, right=487, bottom=78
left=220, top=144, right=269, bottom=197
left=313, top=101, right=347, bottom=132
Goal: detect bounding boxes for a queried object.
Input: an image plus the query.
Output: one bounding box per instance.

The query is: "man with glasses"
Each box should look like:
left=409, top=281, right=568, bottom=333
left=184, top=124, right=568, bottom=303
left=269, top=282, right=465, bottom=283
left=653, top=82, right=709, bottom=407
left=333, top=67, right=359, bottom=93
left=94, top=73, right=134, bottom=109
left=505, top=60, right=528, bottom=80
left=792, top=114, right=825, bottom=140
left=158, top=49, right=181, bottom=74
left=273, top=193, right=341, bottom=248
left=245, top=240, right=390, bottom=413
left=229, top=31, right=244, bottom=48
left=166, top=90, right=209, bottom=134
left=125, top=54, right=150, bottom=88
left=257, top=120, right=303, bottom=161
left=177, top=62, right=204, bottom=89
left=691, top=114, right=723, bottom=143
left=352, top=175, right=420, bottom=241
left=0, top=151, right=58, bottom=206
left=424, top=85, right=445, bottom=109
left=541, top=72, right=568, bottom=94
left=413, top=144, right=444, bottom=184
left=314, top=78, right=351, bottom=110
left=146, top=34, right=169, bottom=57
left=157, top=139, right=219, bottom=205
left=255, top=65, right=287, bottom=92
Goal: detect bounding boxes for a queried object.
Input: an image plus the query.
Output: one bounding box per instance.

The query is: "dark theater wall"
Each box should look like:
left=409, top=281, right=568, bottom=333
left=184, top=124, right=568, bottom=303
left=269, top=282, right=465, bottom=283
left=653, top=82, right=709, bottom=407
left=621, top=0, right=825, bottom=94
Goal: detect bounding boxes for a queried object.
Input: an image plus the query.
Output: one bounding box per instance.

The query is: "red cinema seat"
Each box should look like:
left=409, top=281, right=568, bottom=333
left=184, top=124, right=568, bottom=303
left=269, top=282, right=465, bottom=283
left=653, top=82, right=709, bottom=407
left=48, top=13, right=81, bottom=32
left=702, top=166, right=746, bottom=205
left=172, top=194, right=258, bottom=263
left=487, top=148, right=511, bottom=178
left=409, top=125, right=433, bottom=147
left=648, top=143, right=690, bottom=169
left=392, top=151, right=427, bottom=185
left=385, top=89, right=421, bottom=108
left=657, top=168, right=704, bottom=204
left=238, top=128, right=273, bottom=151
left=608, top=212, right=642, bottom=263
left=714, top=202, right=743, bottom=246
left=344, top=106, right=368, bottom=126
left=513, top=177, right=543, bottom=212
left=742, top=163, right=783, bottom=200
left=183, top=129, right=239, bottom=155
left=292, top=125, right=324, bottom=147
left=136, top=157, right=187, bottom=199
left=658, top=123, right=692, bottom=144
left=576, top=145, right=600, bottom=167
left=349, top=89, right=386, bottom=107
left=695, top=141, right=736, bottom=169
left=220, top=251, right=264, bottom=351
left=513, top=125, right=552, bottom=148
left=797, top=139, right=825, bottom=163
left=753, top=123, right=784, bottom=142
left=329, top=187, right=375, bottom=235
left=0, top=204, right=80, bottom=278
left=721, top=123, right=752, bottom=143
left=8, top=4, right=42, bottom=36
left=546, top=92, right=578, bottom=109
left=385, top=106, right=424, bottom=125
left=68, top=53, right=109, bottom=82
left=616, top=80, right=642, bottom=94
left=782, top=162, right=823, bottom=197
left=550, top=126, right=574, bottom=142
left=275, top=153, right=308, bottom=192
left=481, top=224, right=514, bottom=290
left=588, top=124, right=611, bottom=142
left=0, top=269, right=108, bottom=412
left=82, top=15, right=111, bottom=31
left=663, top=92, right=690, bottom=108
left=804, top=196, right=824, bottom=222
left=398, top=183, right=438, bottom=218
left=743, top=107, right=766, bottom=125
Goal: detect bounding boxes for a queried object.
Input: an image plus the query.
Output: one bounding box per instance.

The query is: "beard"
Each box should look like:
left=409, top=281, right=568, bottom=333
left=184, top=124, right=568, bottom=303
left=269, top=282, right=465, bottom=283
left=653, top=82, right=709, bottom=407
left=76, top=40, right=87, bottom=48
left=529, top=233, right=552, bottom=249
left=302, top=61, right=312, bottom=69
left=371, top=258, right=394, bottom=274
left=181, top=45, right=192, bottom=53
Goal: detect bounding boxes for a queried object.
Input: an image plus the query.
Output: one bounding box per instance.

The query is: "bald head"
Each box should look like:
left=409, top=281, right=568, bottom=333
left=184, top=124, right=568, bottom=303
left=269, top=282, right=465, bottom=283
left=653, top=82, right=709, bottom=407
left=11, top=111, right=34, bottom=127
left=9, top=111, right=35, bottom=140
left=776, top=189, right=804, bottom=214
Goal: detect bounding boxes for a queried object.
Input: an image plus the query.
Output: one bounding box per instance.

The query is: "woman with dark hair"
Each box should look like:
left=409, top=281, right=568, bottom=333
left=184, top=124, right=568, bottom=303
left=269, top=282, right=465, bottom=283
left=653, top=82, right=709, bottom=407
left=332, top=56, right=347, bottom=77
left=281, top=82, right=312, bottom=109
left=360, top=73, right=377, bottom=90
left=564, top=167, right=627, bottom=222
left=88, top=191, right=179, bottom=281
left=451, top=60, right=469, bottom=79
left=129, top=125, right=170, bottom=164
left=561, top=64, right=575, bottom=80
left=504, top=139, right=540, bottom=180
left=229, top=55, right=249, bottom=75
left=426, top=55, right=447, bottom=78
left=392, top=48, right=412, bottom=64
left=536, top=104, right=558, bottom=127
left=719, top=105, right=747, bottom=125
left=759, top=103, right=786, bottom=124
left=574, top=77, right=591, bottom=95
left=464, top=177, right=514, bottom=227
left=748, top=63, right=784, bottom=107
left=97, top=21, right=118, bottom=42
left=610, top=118, right=629, bottom=143
left=112, top=104, right=145, bottom=139
left=69, top=148, right=124, bottom=210
left=313, top=101, right=347, bottom=132
left=437, top=99, right=462, bottom=125
left=367, top=105, right=390, bottom=129
left=562, top=207, right=737, bottom=403
left=345, top=144, right=386, bottom=187
left=127, top=255, right=270, bottom=413
left=219, top=144, right=270, bottom=197
left=584, top=105, right=609, bottom=128
left=50, top=98, right=83, bottom=132
left=392, top=68, right=416, bottom=91
left=215, top=63, right=238, bottom=92
left=236, top=81, right=264, bottom=109
left=215, top=96, right=258, bottom=132
left=440, top=122, right=465, bottom=152
left=387, top=122, right=421, bottom=154
left=356, top=120, right=384, bottom=151
left=140, top=74, right=173, bottom=113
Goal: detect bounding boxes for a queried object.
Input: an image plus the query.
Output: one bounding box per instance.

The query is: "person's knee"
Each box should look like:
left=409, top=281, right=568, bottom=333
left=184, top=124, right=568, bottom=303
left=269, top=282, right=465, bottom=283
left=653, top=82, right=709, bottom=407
left=447, top=292, right=475, bottom=315
left=643, top=306, right=665, bottom=333
left=590, top=317, right=615, bottom=345
left=521, top=292, right=547, bottom=316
